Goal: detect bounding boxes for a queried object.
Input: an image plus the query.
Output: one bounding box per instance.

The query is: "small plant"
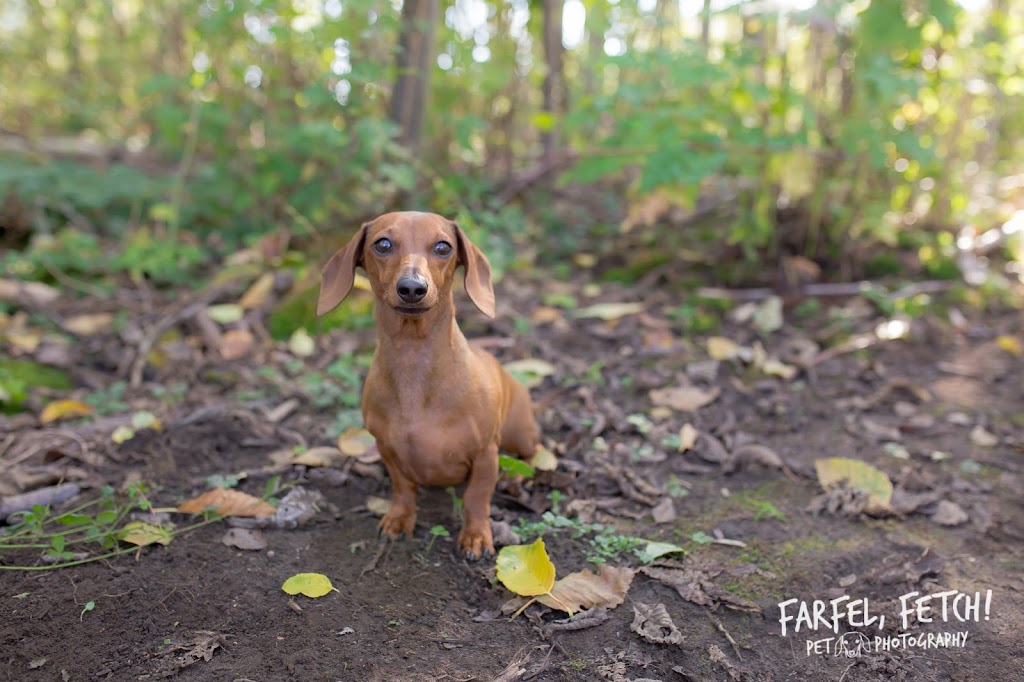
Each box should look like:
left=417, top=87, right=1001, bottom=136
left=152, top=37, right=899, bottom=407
left=515, top=511, right=645, bottom=565
left=79, top=600, right=96, bottom=620
left=424, top=525, right=450, bottom=557
left=446, top=487, right=464, bottom=523
left=84, top=381, right=130, bottom=415
left=498, top=454, right=535, bottom=478
left=549, top=490, right=564, bottom=514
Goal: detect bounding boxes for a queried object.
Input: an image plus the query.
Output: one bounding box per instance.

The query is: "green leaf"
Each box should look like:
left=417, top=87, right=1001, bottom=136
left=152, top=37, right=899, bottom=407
left=498, top=454, right=535, bottom=478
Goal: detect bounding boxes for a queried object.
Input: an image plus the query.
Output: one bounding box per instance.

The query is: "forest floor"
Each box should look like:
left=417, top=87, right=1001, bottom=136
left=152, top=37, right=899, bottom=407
left=1, top=250, right=1022, bottom=682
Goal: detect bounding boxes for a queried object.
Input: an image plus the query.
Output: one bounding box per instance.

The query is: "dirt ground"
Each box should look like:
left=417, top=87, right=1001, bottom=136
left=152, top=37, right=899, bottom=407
left=1, top=264, right=1022, bottom=682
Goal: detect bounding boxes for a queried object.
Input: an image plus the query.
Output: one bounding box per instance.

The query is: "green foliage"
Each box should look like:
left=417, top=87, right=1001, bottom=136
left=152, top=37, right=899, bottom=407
left=515, top=511, right=644, bottom=565
left=0, top=358, right=72, bottom=411
left=498, top=454, right=536, bottom=479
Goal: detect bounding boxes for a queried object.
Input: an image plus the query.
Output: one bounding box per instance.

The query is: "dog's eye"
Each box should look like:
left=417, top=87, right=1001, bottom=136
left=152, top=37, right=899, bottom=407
left=372, top=238, right=393, bottom=255
left=433, top=241, right=453, bottom=257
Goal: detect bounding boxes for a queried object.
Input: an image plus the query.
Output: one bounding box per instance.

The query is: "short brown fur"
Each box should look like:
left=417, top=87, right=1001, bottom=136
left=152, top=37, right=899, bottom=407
left=317, top=211, right=541, bottom=559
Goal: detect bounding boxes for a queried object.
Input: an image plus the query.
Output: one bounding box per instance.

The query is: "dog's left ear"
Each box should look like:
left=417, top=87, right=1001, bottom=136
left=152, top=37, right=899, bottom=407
left=453, top=222, right=495, bottom=318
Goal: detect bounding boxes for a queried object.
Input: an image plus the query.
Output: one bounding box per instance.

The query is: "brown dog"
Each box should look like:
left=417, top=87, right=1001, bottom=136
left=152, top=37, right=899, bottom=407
left=317, top=212, right=540, bottom=560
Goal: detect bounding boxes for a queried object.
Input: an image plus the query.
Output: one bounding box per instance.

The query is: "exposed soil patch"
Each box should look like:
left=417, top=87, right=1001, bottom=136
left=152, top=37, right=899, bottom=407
left=2, top=272, right=1022, bottom=682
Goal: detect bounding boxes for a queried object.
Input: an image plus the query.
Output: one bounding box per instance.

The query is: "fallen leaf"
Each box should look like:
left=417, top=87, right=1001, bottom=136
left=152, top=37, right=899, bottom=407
left=631, top=603, right=683, bottom=645
left=291, top=446, right=346, bottom=467
left=649, top=385, right=720, bottom=412
left=337, top=428, right=376, bottom=457
left=220, top=328, right=255, bottom=360
left=63, top=313, right=113, bottom=336
left=931, top=500, right=969, bottom=527
left=814, top=457, right=893, bottom=514
left=636, top=541, right=686, bottom=564
left=131, top=410, right=162, bottom=431
left=281, top=572, right=338, bottom=598
left=677, top=424, right=699, bottom=452
left=503, top=358, right=556, bottom=388
left=573, top=302, right=645, bottom=321
left=221, top=528, right=268, bottom=551
left=496, top=538, right=556, bottom=597
left=111, top=425, right=135, bottom=444
left=994, top=335, right=1021, bottom=356
left=651, top=497, right=676, bottom=524
left=752, top=295, right=783, bottom=333
left=177, top=488, right=276, bottom=518
left=288, top=328, right=316, bottom=357
left=118, top=521, right=173, bottom=547
left=0, top=278, right=59, bottom=307
left=759, top=357, right=798, bottom=380
left=365, top=496, right=392, bottom=516
left=538, top=565, right=635, bottom=614
left=529, top=444, right=558, bottom=471
left=39, top=400, right=93, bottom=424
left=531, top=306, right=564, bottom=325
left=206, top=304, right=245, bottom=324
left=707, top=336, right=743, bottom=361
left=239, top=272, right=275, bottom=309
left=883, top=442, right=911, bottom=460
left=969, top=425, right=998, bottom=447
left=724, top=444, right=790, bottom=476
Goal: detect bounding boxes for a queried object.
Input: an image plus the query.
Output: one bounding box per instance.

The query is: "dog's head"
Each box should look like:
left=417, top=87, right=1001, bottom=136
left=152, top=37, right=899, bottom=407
left=316, top=211, right=495, bottom=319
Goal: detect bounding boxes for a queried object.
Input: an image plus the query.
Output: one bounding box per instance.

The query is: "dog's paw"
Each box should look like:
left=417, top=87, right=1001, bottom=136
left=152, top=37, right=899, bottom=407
left=457, top=526, right=495, bottom=562
left=378, top=508, right=416, bottom=541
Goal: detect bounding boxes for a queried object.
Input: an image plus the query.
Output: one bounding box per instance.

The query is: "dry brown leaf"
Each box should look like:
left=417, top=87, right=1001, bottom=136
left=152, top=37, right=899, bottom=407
left=631, top=603, right=684, bottom=645
left=649, top=385, right=720, bottom=412
left=366, top=496, right=392, bottom=516
left=931, top=500, right=969, bottom=527
left=291, top=446, right=346, bottom=467
left=536, top=565, right=635, bottom=614
left=219, top=328, right=255, bottom=360
left=531, top=306, right=565, bottom=325
left=239, top=272, right=275, bottom=309
left=221, top=528, right=268, bottom=551
left=177, top=488, right=276, bottom=518
left=723, top=444, right=792, bottom=477
left=677, top=423, right=699, bottom=452
left=63, top=313, right=114, bottom=336
left=651, top=497, right=676, bottom=524
left=337, top=428, right=376, bottom=456
left=574, top=302, right=645, bottom=321
left=0, top=278, right=59, bottom=307
left=707, top=336, right=743, bottom=361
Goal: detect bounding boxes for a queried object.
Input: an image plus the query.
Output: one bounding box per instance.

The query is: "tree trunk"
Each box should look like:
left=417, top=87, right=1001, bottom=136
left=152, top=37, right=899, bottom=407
left=700, top=0, right=712, bottom=49
left=389, top=0, right=439, bottom=154
left=541, top=0, right=564, bottom=163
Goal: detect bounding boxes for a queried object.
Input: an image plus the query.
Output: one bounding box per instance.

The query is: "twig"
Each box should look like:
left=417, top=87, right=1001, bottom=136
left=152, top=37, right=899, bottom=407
left=358, top=541, right=390, bottom=580
left=705, top=607, right=744, bottom=662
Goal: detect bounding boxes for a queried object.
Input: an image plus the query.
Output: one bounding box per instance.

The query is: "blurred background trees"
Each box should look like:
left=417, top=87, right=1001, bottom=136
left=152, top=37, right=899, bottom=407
left=1, top=0, right=1022, bottom=288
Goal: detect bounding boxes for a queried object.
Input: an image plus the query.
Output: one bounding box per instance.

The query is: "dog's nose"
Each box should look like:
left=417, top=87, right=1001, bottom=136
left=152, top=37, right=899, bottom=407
left=396, top=274, right=428, bottom=303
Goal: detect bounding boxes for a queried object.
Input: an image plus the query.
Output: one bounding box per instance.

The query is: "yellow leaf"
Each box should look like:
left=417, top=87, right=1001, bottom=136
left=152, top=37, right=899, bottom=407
left=291, top=446, right=346, bottom=467
left=707, top=336, right=742, bottom=361
left=649, top=385, right=720, bottom=412
left=814, top=457, right=893, bottom=514
left=504, top=358, right=557, bottom=389
left=111, top=425, right=136, bottom=444
left=337, top=428, right=376, bottom=457
left=40, top=399, right=93, bottom=424
left=206, top=304, right=245, bottom=324
left=130, top=410, right=162, bottom=431
left=759, top=357, right=798, bottom=380
left=239, top=272, right=275, bottom=309
left=496, top=538, right=556, bottom=597
left=119, top=521, right=173, bottom=547
left=366, top=496, right=392, bottom=516
left=529, top=445, right=558, bottom=471
left=574, top=302, right=645, bottom=321
left=281, top=573, right=338, bottom=598
left=289, top=328, right=316, bottom=357
left=177, top=488, right=276, bottom=518
left=996, top=335, right=1022, bottom=356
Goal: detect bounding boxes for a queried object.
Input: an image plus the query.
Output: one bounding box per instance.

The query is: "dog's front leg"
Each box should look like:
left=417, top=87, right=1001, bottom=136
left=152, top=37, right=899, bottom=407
left=458, top=443, right=499, bottom=560
left=377, top=445, right=418, bottom=541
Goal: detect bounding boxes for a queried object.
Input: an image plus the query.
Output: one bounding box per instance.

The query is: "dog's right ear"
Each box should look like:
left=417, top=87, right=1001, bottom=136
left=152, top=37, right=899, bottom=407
left=317, top=223, right=369, bottom=316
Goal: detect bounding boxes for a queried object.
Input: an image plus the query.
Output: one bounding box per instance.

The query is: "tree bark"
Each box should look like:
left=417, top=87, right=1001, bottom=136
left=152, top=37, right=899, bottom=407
left=541, top=0, right=564, bottom=163
left=389, top=0, right=440, bottom=154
